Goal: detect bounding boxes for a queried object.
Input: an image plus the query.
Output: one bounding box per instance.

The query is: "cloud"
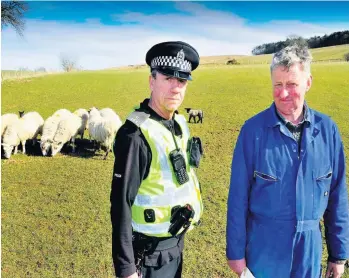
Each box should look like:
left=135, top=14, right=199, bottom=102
left=2, top=2, right=349, bottom=70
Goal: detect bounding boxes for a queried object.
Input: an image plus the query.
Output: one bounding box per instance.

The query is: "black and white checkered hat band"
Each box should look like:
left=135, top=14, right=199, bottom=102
left=151, top=56, right=192, bottom=72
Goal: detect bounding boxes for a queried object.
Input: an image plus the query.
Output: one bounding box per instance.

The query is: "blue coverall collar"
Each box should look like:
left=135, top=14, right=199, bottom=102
left=267, top=102, right=313, bottom=128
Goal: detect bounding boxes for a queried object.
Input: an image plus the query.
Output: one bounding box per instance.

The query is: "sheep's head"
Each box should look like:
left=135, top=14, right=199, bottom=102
left=40, top=140, right=52, bottom=156
left=18, top=111, right=25, bottom=117
left=184, top=108, right=191, bottom=113
left=2, top=143, right=14, bottom=159
left=50, top=141, right=64, bottom=156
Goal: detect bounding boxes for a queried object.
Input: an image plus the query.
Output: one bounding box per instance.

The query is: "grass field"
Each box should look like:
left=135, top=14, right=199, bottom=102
left=198, top=44, right=349, bottom=65
left=1, top=62, right=349, bottom=278
left=107, top=44, right=349, bottom=70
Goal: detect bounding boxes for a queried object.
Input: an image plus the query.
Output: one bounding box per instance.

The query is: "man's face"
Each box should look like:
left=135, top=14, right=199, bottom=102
left=271, top=63, right=312, bottom=116
left=149, top=72, right=188, bottom=113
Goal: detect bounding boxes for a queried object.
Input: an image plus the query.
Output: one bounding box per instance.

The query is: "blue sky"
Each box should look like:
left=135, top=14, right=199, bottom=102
left=2, top=1, right=349, bottom=70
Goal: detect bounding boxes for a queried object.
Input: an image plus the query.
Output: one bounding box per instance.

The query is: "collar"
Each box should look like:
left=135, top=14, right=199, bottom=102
left=275, top=103, right=310, bottom=128
left=137, top=98, right=182, bottom=136
left=267, top=102, right=312, bottom=128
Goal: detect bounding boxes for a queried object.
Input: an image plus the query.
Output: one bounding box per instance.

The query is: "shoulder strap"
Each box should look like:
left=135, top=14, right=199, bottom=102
left=127, top=111, right=150, bottom=127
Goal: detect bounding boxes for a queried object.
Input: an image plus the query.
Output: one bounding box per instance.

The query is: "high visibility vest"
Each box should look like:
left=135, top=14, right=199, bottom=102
left=127, top=111, right=203, bottom=237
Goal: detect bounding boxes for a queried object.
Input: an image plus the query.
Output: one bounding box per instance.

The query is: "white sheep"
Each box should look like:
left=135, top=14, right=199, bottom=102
left=52, top=109, right=71, bottom=119
left=1, top=113, right=19, bottom=139
left=88, top=107, right=120, bottom=159
left=50, top=113, right=82, bottom=156
left=40, top=109, right=72, bottom=156
left=2, top=111, right=44, bottom=158
left=73, top=108, right=89, bottom=139
left=99, top=107, right=122, bottom=127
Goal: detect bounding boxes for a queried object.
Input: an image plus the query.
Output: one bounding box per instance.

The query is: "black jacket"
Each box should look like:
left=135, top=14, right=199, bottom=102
left=110, top=98, right=183, bottom=277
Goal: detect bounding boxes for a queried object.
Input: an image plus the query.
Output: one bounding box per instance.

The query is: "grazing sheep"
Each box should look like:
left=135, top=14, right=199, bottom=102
left=2, top=111, right=44, bottom=158
left=185, top=108, right=204, bottom=124
left=99, top=108, right=122, bottom=131
left=73, top=109, right=89, bottom=139
left=50, top=113, right=82, bottom=156
left=88, top=107, right=120, bottom=159
left=1, top=113, right=19, bottom=139
left=40, top=109, right=72, bottom=156
left=52, top=109, right=71, bottom=119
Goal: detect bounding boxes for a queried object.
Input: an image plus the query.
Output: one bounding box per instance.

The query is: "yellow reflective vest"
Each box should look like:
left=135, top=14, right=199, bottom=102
left=127, top=111, right=203, bottom=237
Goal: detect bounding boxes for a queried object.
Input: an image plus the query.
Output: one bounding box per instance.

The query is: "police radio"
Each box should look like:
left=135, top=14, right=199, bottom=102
left=169, top=149, right=189, bottom=185
left=168, top=122, right=189, bottom=185
left=168, top=204, right=195, bottom=236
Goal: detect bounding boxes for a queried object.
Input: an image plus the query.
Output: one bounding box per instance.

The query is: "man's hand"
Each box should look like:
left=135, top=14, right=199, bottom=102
left=325, top=262, right=345, bottom=278
left=123, top=272, right=139, bottom=278
left=228, top=258, right=246, bottom=276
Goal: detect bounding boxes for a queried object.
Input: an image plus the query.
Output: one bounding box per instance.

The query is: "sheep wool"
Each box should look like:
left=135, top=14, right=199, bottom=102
left=2, top=111, right=44, bottom=158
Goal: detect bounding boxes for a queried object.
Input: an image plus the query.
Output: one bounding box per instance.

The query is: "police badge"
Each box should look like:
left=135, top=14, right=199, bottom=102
left=177, top=49, right=185, bottom=61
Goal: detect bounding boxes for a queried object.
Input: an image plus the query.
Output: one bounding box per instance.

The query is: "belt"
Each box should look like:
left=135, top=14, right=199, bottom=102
left=250, top=213, right=320, bottom=232
left=133, top=232, right=182, bottom=251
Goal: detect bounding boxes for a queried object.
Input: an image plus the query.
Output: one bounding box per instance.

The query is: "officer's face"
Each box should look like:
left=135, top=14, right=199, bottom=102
left=271, top=63, right=312, bottom=117
left=150, top=72, right=188, bottom=114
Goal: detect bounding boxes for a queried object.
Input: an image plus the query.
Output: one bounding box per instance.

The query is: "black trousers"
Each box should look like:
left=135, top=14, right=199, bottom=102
left=134, top=233, right=185, bottom=278
left=141, top=253, right=183, bottom=278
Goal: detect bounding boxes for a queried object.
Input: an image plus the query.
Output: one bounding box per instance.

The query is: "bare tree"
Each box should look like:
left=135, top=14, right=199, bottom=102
left=60, top=54, right=78, bottom=72
left=1, top=1, right=28, bottom=37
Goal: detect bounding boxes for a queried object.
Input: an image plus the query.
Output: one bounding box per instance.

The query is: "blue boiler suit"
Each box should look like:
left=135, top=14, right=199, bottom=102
left=226, top=103, right=349, bottom=278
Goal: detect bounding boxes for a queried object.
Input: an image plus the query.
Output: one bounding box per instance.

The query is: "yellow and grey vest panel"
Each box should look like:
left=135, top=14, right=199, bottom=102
left=127, top=111, right=203, bottom=237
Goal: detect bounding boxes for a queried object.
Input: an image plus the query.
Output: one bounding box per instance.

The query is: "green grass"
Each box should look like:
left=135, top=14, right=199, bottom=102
left=2, top=63, right=349, bottom=277
left=197, top=44, right=349, bottom=65
left=1, top=70, right=58, bottom=81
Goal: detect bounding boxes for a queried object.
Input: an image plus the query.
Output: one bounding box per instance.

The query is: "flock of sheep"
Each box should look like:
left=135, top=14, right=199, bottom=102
left=1, top=108, right=122, bottom=160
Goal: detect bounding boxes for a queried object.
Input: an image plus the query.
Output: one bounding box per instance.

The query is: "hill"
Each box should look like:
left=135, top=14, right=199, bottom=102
left=107, top=44, right=349, bottom=70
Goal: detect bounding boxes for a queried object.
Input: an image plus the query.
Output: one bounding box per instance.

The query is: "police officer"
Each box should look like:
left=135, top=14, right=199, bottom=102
left=110, top=41, right=204, bottom=278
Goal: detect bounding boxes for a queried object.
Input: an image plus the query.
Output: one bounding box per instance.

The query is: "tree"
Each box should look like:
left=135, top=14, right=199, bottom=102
left=1, top=1, right=28, bottom=36
left=60, top=54, right=78, bottom=72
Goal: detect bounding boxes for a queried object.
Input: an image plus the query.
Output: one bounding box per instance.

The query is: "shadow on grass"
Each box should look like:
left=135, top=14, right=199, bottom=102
left=1, top=138, right=110, bottom=160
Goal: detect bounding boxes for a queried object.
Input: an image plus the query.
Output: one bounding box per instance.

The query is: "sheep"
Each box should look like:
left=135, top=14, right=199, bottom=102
left=52, top=109, right=71, bottom=119
left=1, top=113, right=19, bottom=139
left=40, top=109, right=72, bottom=156
left=185, top=108, right=204, bottom=124
left=50, top=113, right=82, bottom=156
left=99, top=108, right=122, bottom=131
left=73, top=109, right=89, bottom=139
left=2, top=111, right=44, bottom=158
left=88, top=107, right=120, bottom=160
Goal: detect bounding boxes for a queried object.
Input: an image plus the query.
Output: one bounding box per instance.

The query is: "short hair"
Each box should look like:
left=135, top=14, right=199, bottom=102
left=270, top=44, right=313, bottom=75
left=151, top=69, right=157, bottom=79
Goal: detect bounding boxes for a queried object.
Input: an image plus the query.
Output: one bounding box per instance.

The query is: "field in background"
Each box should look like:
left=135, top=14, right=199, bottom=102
left=200, top=44, right=349, bottom=65
left=107, top=44, right=349, bottom=71
left=1, top=70, right=62, bottom=81
left=1, top=62, right=349, bottom=277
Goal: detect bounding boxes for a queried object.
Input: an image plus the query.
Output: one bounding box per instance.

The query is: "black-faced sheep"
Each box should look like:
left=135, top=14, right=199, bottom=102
left=185, top=108, right=204, bottom=124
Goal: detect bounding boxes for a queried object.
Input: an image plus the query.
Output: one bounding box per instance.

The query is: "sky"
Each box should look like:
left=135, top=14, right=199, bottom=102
left=1, top=1, right=349, bottom=71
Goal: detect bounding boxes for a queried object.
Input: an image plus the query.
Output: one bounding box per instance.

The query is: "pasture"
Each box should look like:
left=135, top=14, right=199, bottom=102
left=1, top=62, right=349, bottom=277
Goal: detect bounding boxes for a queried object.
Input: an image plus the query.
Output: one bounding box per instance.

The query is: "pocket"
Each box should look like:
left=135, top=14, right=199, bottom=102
left=313, top=165, right=332, bottom=219
left=254, top=171, right=278, bottom=182
left=250, top=168, right=282, bottom=216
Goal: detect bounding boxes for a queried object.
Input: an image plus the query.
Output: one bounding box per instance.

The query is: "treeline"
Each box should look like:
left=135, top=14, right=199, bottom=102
left=252, top=30, right=349, bottom=55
